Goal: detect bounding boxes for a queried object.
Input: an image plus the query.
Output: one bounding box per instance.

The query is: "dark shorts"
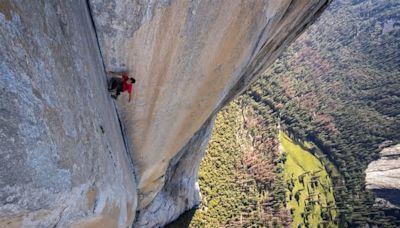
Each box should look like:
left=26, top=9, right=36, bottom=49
left=109, top=77, right=123, bottom=91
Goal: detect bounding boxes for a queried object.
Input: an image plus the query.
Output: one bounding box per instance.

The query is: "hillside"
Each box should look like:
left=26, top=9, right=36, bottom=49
left=247, top=0, right=400, bottom=226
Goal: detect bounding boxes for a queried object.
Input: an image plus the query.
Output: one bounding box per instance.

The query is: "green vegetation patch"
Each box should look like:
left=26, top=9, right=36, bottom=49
left=189, top=102, right=246, bottom=226
left=280, top=131, right=337, bottom=227
left=185, top=101, right=291, bottom=227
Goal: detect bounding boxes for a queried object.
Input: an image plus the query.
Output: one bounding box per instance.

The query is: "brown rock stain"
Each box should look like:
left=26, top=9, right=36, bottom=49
left=86, top=189, right=97, bottom=210
left=31, top=210, right=51, bottom=222
left=126, top=202, right=134, bottom=224
left=139, top=2, right=184, bottom=153
left=187, top=1, right=264, bottom=121
left=0, top=210, right=50, bottom=228
left=0, top=0, right=17, bottom=21
left=73, top=203, right=120, bottom=228
left=0, top=216, right=22, bottom=228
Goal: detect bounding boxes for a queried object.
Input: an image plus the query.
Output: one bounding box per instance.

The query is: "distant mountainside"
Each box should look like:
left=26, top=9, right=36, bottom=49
left=247, top=0, right=400, bottom=226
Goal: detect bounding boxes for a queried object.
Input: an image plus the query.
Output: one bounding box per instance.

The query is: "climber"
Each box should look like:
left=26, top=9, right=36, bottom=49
left=107, top=70, right=136, bottom=102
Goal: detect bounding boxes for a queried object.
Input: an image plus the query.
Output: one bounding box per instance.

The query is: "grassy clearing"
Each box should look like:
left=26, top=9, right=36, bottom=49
left=280, top=131, right=337, bottom=228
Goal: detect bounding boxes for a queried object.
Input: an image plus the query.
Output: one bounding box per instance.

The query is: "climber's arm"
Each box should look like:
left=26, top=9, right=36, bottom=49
left=107, top=71, right=125, bottom=78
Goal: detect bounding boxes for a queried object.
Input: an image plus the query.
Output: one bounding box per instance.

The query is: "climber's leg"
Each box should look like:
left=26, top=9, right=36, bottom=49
left=111, top=84, right=123, bottom=100
left=108, top=77, right=121, bottom=91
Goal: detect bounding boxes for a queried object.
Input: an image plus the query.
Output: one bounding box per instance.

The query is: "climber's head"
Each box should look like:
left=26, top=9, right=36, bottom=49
left=129, top=78, right=136, bottom=84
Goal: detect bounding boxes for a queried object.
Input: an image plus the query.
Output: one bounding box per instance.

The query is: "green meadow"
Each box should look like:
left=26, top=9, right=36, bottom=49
left=280, top=131, right=337, bottom=228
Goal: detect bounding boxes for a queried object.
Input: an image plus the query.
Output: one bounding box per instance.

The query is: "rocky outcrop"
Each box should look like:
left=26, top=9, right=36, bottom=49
left=366, top=144, right=400, bottom=208
left=0, top=0, right=330, bottom=227
left=0, top=1, right=136, bottom=227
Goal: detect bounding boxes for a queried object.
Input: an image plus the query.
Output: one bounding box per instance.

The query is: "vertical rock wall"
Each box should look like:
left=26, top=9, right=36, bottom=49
left=89, top=1, right=330, bottom=222
left=135, top=116, right=216, bottom=227
left=0, top=1, right=136, bottom=227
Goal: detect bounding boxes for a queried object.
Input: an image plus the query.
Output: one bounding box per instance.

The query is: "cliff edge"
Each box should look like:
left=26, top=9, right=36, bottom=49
left=366, top=144, right=400, bottom=208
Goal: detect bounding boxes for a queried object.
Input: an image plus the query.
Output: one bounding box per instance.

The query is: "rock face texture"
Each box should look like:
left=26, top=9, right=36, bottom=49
left=88, top=0, right=331, bottom=226
left=0, top=0, right=330, bottom=227
left=135, top=116, right=215, bottom=227
left=0, top=1, right=136, bottom=227
left=366, top=144, right=400, bottom=208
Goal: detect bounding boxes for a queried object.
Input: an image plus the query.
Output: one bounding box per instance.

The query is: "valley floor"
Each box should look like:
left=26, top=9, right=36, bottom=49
left=280, top=131, right=337, bottom=227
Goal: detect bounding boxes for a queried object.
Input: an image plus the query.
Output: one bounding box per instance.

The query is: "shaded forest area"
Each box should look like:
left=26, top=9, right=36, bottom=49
left=247, top=0, right=400, bottom=226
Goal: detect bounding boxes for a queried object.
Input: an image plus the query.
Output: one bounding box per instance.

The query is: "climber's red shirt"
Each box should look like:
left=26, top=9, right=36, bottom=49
left=122, top=74, right=133, bottom=95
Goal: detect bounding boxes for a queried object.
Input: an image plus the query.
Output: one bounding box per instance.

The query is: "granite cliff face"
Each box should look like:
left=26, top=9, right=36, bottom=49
left=0, top=0, right=330, bottom=227
left=366, top=144, right=400, bottom=208
left=0, top=1, right=136, bottom=227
